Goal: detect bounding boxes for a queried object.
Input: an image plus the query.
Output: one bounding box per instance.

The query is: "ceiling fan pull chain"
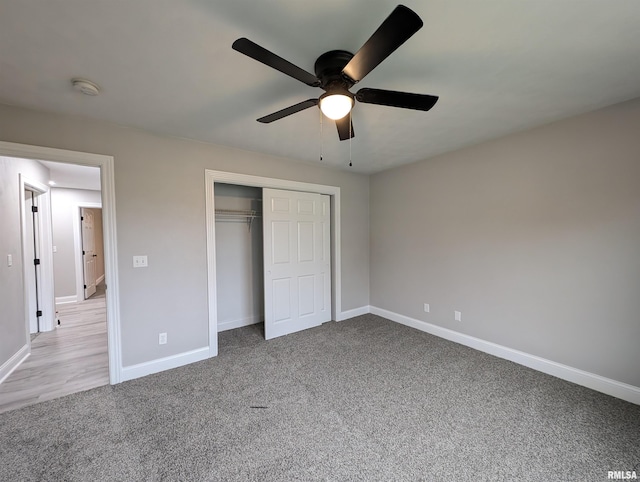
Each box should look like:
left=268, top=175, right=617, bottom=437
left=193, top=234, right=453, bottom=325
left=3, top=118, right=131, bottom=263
left=320, top=108, right=324, bottom=162
left=349, top=110, right=353, bottom=167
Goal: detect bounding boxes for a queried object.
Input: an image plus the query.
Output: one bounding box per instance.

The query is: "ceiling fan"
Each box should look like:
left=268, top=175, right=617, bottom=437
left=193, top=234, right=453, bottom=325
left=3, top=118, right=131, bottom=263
left=232, top=4, right=439, bottom=141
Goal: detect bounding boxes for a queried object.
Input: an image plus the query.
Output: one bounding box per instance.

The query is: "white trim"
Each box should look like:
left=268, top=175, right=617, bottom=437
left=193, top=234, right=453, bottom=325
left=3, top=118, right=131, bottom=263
left=205, top=170, right=342, bottom=356
left=370, top=306, right=640, bottom=405
left=218, top=315, right=263, bottom=332
left=0, top=344, right=30, bottom=385
left=120, top=347, right=209, bottom=382
left=0, top=141, right=122, bottom=385
left=55, top=295, right=78, bottom=305
left=72, top=202, right=102, bottom=302
left=205, top=173, right=218, bottom=357
left=96, top=274, right=105, bottom=285
left=337, top=305, right=371, bottom=321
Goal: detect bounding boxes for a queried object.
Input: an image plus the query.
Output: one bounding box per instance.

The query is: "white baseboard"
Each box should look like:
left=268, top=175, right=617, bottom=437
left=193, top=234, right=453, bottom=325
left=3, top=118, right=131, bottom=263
left=370, top=306, right=640, bottom=405
left=120, top=347, right=210, bottom=382
left=96, top=274, right=105, bottom=285
left=55, top=295, right=77, bottom=305
left=218, top=315, right=262, bottom=332
left=0, top=344, right=30, bottom=385
left=337, top=305, right=371, bottom=321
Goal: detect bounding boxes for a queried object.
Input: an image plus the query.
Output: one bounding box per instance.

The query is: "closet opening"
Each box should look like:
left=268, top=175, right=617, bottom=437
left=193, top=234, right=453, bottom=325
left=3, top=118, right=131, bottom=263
left=206, top=170, right=342, bottom=357
left=214, top=183, right=265, bottom=339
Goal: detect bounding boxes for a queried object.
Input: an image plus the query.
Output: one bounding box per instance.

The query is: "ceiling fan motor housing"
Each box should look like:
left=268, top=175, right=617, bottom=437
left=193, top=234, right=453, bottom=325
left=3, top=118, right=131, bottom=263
left=314, top=50, right=356, bottom=91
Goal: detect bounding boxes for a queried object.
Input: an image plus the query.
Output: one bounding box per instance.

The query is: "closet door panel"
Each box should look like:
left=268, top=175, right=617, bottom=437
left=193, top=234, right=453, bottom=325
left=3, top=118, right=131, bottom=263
left=263, top=188, right=331, bottom=340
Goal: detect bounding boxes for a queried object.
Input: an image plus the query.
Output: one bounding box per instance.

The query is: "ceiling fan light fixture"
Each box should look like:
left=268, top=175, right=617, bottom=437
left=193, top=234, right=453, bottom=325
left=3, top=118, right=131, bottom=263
left=319, top=92, right=353, bottom=120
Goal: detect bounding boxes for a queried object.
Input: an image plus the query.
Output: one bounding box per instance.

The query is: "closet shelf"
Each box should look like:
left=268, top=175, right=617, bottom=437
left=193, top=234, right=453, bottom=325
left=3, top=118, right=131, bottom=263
left=214, top=209, right=261, bottom=230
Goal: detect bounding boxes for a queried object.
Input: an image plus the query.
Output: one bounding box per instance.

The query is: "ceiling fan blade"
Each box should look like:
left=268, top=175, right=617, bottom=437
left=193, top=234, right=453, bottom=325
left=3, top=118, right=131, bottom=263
left=356, top=88, right=438, bottom=111
left=336, top=115, right=355, bottom=141
left=257, top=99, right=319, bottom=123
left=342, top=5, right=423, bottom=83
left=233, top=38, right=320, bottom=87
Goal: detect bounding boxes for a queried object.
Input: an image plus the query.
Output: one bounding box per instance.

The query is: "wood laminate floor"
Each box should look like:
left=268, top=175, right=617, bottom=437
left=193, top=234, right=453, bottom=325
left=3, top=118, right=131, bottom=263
left=0, top=284, right=109, bottom=414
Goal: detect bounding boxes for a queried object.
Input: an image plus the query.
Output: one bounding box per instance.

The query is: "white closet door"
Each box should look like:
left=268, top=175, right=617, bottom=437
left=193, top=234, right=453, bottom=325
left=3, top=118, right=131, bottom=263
left=263, top=188, right=331, bottom=340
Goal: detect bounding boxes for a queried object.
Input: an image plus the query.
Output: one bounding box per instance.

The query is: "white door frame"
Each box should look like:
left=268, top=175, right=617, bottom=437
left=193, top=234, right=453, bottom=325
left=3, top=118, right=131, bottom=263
left=19, top=176, right=55, bottom=334
left=74, top=203, right=103, bottom=302
left=0, top=141, right=122, bottom=384
left=205, top=170, right=342, bottom=357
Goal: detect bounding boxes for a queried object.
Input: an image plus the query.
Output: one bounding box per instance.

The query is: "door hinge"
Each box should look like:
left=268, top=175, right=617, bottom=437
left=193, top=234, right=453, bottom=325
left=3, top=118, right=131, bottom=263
left=34, top=258, right=40, bottom=265
left=84, top=284, right=87, bottom=289
left=36, top=310, right=42, bottom=317
left=81, top=216, right=84, bottom=221
left=31, top=205, right=38, bottom=213
left=83, top=250, right=85, bottom=255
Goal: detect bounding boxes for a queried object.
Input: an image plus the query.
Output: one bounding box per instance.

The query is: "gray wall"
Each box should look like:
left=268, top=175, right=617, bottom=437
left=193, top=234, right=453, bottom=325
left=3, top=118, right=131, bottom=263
left=0, top=156, right=50, bottom=369
left=50, top=188, right=103, bottom=299
left=370, top=98, right=640, bottom=387
left=214, top=184, right=263, bottom=330
left=0, top=103, right=370, bottom=367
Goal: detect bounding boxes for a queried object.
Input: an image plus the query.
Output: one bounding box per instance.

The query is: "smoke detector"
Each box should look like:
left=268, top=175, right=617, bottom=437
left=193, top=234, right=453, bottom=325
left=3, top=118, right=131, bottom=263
left=71, top=78, right=100, bottom=96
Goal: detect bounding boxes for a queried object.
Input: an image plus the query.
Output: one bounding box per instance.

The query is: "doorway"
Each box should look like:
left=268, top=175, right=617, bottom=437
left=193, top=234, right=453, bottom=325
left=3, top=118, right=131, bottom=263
left=214, top=184, right=264, bottom=334
left=74, top=204, right=105, bottom=301
left=81, top=207, right=98, bottom=299
left=0, top=161, right=112, bottom=413
left=0, top=140, right=121, bottom=385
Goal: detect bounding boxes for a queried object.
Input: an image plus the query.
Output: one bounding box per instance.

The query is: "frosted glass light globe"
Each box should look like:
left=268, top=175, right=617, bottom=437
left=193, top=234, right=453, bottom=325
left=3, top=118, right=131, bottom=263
left=320, top=94, right=353, bottom=120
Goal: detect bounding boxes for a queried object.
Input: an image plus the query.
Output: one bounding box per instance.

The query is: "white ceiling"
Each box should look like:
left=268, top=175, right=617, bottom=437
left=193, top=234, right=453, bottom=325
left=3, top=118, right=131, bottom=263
left=39, top=160, right=101, bottom=191
left=1, top=1, right=639, bottom=174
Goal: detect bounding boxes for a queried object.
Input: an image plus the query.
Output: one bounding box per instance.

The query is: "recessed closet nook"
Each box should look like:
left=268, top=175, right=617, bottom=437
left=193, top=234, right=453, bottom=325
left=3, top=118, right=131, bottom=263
left=214, top=184, right=264, bottom=334
left=214, top=182, right=332, bottom=344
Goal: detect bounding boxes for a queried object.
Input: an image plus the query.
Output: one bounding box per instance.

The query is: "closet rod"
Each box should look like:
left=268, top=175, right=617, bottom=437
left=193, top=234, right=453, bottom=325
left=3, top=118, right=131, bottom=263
left=214, top=209, right=261, bottom=231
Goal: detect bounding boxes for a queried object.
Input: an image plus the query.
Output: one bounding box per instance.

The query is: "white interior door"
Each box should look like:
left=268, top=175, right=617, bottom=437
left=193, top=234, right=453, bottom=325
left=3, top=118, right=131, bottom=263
left=81, top=208, right=97, bottom=299
left=24, top=189, right=41, bottom=334
left=263, top=188, right=331, bottom=340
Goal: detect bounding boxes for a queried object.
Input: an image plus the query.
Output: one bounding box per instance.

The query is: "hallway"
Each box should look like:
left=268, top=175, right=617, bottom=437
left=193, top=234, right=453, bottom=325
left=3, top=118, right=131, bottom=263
left=0, top=283, right=108, bottom=414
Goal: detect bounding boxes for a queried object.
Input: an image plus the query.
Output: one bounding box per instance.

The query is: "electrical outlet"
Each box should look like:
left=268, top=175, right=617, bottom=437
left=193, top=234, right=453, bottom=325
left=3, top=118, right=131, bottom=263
left=7, top=254, right=12, bottom=267
left=133, top=255, right=148, bottom=268
left=159, top=332, right=167, bottom=345
left=423, top=303, right=430, bottom=313
left=454, top=311, right=462, bottom=322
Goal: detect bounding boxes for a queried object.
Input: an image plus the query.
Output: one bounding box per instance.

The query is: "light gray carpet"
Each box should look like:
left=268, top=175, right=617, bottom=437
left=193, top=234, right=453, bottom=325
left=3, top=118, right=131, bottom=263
left=1, top=314, right=638, bottom=481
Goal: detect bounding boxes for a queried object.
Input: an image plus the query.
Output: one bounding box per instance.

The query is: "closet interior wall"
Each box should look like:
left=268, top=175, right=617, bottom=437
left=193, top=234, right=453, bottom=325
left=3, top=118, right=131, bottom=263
left=214, top=183, right=263, bottom=332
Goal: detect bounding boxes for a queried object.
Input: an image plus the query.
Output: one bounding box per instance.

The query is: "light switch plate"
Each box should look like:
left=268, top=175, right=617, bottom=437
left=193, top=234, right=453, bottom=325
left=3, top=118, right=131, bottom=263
left=454, top=311, right=462, bottom=322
